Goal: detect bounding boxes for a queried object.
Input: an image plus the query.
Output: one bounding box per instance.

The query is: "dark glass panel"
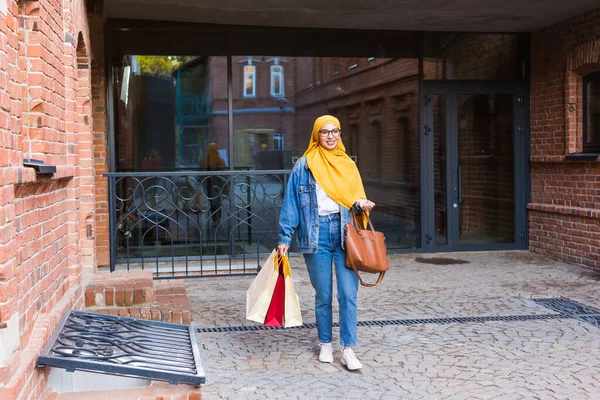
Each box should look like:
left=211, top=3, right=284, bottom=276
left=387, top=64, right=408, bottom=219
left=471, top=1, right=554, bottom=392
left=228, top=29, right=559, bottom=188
left=423, top=33, right=522, bottom=80
left=457, top=94, right=515, bottom=244
left=113, top=55, right=229, bottom=171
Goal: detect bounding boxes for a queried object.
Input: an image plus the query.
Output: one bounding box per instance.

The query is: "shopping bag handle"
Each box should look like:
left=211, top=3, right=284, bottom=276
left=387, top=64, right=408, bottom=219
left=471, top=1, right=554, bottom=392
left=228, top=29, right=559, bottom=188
left=275, top=253, right=291, bottom=277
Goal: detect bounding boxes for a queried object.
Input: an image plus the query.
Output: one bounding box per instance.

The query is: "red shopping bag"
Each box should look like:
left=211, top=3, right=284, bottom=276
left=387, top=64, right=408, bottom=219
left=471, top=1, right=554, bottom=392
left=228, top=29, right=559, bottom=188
left=264, top=260, right=285, bottom=327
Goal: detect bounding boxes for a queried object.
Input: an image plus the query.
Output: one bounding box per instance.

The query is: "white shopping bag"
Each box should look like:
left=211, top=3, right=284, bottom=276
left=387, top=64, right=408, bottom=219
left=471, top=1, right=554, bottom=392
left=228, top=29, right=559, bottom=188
left=282, top=255, right=303, bottom=328
left=246, top=250, right=303, bottom=327
left=246, top=250, right=279, bottom=324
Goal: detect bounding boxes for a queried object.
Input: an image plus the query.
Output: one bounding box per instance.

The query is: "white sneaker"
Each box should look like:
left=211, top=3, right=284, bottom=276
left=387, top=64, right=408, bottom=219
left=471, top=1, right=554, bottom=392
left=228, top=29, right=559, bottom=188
left=341, top=347, right=363, bottom=370
left=318, top=343, right=333, bottom=363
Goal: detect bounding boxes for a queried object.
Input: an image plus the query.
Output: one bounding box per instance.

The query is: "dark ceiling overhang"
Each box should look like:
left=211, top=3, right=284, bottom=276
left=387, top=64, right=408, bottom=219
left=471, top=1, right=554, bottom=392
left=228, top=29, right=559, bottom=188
left=103, top=0, right=599, bottom=32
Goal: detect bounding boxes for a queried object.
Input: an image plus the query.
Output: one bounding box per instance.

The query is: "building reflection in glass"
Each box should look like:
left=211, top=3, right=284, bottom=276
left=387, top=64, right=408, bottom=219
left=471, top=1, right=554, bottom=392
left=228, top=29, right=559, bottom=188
left=114, top=54, right=421, bottom=250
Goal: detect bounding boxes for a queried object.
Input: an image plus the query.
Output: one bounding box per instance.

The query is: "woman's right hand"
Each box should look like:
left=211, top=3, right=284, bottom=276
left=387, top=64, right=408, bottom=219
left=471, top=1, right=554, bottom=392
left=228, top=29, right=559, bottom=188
left=277, top=244, right=289, bottom=256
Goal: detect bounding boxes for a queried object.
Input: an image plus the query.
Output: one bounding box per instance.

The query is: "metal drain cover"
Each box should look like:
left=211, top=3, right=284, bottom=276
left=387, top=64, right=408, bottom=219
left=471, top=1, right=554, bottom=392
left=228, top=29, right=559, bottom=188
left=38, top=310, right=205, bottom=385
left=534, top=298, right=600, bottom=327
left=196, top=313, right=564, bottom=333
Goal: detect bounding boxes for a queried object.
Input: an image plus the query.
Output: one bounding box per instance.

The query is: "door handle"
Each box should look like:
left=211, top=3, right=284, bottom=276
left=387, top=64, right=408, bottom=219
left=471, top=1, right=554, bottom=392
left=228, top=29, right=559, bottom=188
left=457, top=165, right=463, bottom=204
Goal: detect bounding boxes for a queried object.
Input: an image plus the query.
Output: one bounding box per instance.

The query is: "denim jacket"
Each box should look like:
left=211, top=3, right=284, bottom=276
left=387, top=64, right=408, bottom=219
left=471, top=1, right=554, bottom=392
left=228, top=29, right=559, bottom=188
left=278, top=156, right=360, bottom=253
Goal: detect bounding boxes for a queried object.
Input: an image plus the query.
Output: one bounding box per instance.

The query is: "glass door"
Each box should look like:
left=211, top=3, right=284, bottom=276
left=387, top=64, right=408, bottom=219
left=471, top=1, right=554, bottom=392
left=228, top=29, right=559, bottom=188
left=422, top=87, right=527, bottom=251
left=454, top=93, right=515, bottom=245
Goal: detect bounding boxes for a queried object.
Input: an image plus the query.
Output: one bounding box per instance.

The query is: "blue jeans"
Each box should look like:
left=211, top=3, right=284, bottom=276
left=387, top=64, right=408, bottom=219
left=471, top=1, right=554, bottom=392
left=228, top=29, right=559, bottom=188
left=303, top=213, right=359, bottom=347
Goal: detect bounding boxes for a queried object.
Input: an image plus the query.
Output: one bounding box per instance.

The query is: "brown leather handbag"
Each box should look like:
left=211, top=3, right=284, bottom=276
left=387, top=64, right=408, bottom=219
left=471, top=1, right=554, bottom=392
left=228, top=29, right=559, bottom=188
left=345, top=212, right=389, bottom=287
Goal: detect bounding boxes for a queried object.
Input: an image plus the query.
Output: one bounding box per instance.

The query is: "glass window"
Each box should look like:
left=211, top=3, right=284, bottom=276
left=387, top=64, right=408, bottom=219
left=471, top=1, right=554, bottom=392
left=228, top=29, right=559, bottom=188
left=231, top=55, right=421, bottom=250
left=243, top=65, right=256, bottom=97
left=584, top=72, right=600, bottom=153
left=270, top=65, right=284, bottom=97
left=423, top=33, right=522, bottom=80
left=397, top=118, right=411, bottom=182
left=348, top=124, right=359, bottom=164
left=112, top=50, right=422, bottom=250
left=113, top=55, right=229, bottom=171
left=232, top=56, right=289, bottom=170
left=457, top=94, right=515, bottom=244
left=372, top=121, right=383, bottom=179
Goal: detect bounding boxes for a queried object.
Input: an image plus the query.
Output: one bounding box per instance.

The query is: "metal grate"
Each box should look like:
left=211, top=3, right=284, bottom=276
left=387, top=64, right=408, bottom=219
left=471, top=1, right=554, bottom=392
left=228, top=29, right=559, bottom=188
left=196, top=313, right=565, bottom=333
left=534, top=298, right=600, bottom=328
left=38, top=311, right=205, bottom=385
left=106, top=170, right=289, bottom=279
left=196, top=298, right=600, bottom=334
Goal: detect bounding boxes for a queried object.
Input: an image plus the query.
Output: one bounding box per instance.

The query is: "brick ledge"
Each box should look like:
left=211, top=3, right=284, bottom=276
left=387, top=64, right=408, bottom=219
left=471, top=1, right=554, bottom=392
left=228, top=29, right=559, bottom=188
left=530, top=155, right=600, bottom=163
left=17, top=165, right=77, bottom=185
left=527, top=203, right=600, bottom=219
left=530, top=155, right=565, bottom=163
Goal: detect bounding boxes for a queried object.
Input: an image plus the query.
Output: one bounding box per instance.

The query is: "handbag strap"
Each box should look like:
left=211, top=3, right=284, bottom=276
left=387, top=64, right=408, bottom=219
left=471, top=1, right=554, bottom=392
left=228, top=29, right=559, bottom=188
left=350, top=209, right=377, bottom=234
left=346, top=254, right=386, bottom=287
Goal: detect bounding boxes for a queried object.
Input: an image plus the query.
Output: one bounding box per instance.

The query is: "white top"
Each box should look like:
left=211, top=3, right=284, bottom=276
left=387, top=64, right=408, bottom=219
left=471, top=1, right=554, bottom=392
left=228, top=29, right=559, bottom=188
left=315, top=183, right=340, bottom=216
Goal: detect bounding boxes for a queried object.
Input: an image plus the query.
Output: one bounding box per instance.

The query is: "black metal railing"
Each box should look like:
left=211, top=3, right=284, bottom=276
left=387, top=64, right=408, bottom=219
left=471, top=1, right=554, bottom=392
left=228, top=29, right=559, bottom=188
left=106, top=170, right=290, bottom=278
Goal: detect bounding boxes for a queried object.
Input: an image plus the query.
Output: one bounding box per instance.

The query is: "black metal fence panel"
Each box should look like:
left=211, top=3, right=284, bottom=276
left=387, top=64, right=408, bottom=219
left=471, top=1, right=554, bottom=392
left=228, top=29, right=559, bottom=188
left=106, top=170, right=290, bottom=278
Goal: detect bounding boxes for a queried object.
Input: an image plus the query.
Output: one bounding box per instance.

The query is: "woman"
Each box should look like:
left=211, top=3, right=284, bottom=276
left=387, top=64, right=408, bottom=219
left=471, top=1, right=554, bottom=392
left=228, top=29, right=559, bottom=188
left=203, top=143, right=228, bottom=225
left=277, top=115, right=375, bottom=371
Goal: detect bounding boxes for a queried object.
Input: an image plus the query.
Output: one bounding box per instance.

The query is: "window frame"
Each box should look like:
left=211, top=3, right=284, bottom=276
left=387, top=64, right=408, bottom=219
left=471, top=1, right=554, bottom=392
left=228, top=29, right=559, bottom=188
left=583, top=71, right=600, bottom=153
left=243, top=64, right=256, bottom=98
left=270, top=65, right=284, bottom=97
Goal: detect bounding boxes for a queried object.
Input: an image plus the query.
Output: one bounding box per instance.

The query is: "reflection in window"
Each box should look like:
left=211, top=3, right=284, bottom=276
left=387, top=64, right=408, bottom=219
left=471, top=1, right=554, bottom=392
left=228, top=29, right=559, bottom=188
left=346, top=58, right=359, bottom=71
left=584, top=72, right=600, bottom=153
left=113, top=55, right=227, bottom=171
left=230, top=56, right=421, bottom=249
left=398, top=118, right=411, bottom=181
left=423, top=33, right=522, bottom=80
left=348, top=124, right=359, bottom=165
left=270, top=65, right=284, bottom=97
left=329, top=58, right=342, bottom=78
left=372, top=121, right=383, bottom=179
left=244, top=65, right=256, bottom=98
left=114, top=54, right=421, bottom=250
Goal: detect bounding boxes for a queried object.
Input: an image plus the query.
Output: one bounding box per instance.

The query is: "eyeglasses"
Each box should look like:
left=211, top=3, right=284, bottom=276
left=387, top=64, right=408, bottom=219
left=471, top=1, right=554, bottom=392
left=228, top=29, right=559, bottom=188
left=319, top=129, right=341, bottom=138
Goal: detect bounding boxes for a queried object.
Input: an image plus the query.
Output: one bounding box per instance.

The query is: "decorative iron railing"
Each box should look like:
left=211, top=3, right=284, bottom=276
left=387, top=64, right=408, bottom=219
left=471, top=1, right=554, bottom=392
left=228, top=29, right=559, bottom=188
left=105, top=170, right=290, bottom=278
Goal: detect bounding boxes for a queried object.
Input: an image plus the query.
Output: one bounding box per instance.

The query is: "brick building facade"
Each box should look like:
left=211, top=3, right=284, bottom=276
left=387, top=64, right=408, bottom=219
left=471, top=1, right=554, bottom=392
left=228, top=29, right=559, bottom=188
left=528, top=9, right=600, bottom=268
left=0, top=0, right=96, bottom=398
left=0, top=2, right=599, bottom=399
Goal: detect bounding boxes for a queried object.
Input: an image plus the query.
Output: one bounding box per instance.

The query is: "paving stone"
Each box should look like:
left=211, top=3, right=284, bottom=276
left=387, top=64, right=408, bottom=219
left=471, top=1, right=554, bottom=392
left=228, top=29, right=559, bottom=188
left=186, top=251, right=600, bottom=399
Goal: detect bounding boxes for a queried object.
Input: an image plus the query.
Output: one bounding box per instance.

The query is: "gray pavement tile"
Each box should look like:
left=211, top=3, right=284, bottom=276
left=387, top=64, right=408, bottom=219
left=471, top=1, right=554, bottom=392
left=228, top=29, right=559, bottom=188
left=186, top=251, right=600, bottom=399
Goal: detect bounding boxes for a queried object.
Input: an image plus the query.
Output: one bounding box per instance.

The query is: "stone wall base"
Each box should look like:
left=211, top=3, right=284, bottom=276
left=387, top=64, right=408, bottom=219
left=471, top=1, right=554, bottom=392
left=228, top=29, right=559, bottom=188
left=42, top=381, right=201, bottom=400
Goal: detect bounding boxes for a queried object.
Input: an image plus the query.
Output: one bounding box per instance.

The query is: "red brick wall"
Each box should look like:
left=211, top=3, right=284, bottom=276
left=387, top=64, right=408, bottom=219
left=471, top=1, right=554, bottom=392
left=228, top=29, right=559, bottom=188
left=529, top=8, right=600, bottom=268
left=0, top=1, right=96, bottom=399
left=89, top=12, right=108, bottom=267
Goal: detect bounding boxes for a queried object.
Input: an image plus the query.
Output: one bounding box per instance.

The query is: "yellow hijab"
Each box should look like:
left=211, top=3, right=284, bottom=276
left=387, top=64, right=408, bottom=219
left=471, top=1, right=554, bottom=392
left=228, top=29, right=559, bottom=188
left=304, top=115, right=368, bottom=229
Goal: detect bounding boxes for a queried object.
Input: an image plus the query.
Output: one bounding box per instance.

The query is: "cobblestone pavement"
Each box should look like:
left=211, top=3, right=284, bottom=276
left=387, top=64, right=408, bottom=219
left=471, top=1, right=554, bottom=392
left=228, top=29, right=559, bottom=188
left=185, top=251, right=600, bottom=399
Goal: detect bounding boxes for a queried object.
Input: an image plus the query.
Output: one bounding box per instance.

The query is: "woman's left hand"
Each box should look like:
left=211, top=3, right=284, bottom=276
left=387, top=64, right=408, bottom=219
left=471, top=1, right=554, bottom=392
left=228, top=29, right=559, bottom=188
left=357, top=199, right=375, bottom=211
